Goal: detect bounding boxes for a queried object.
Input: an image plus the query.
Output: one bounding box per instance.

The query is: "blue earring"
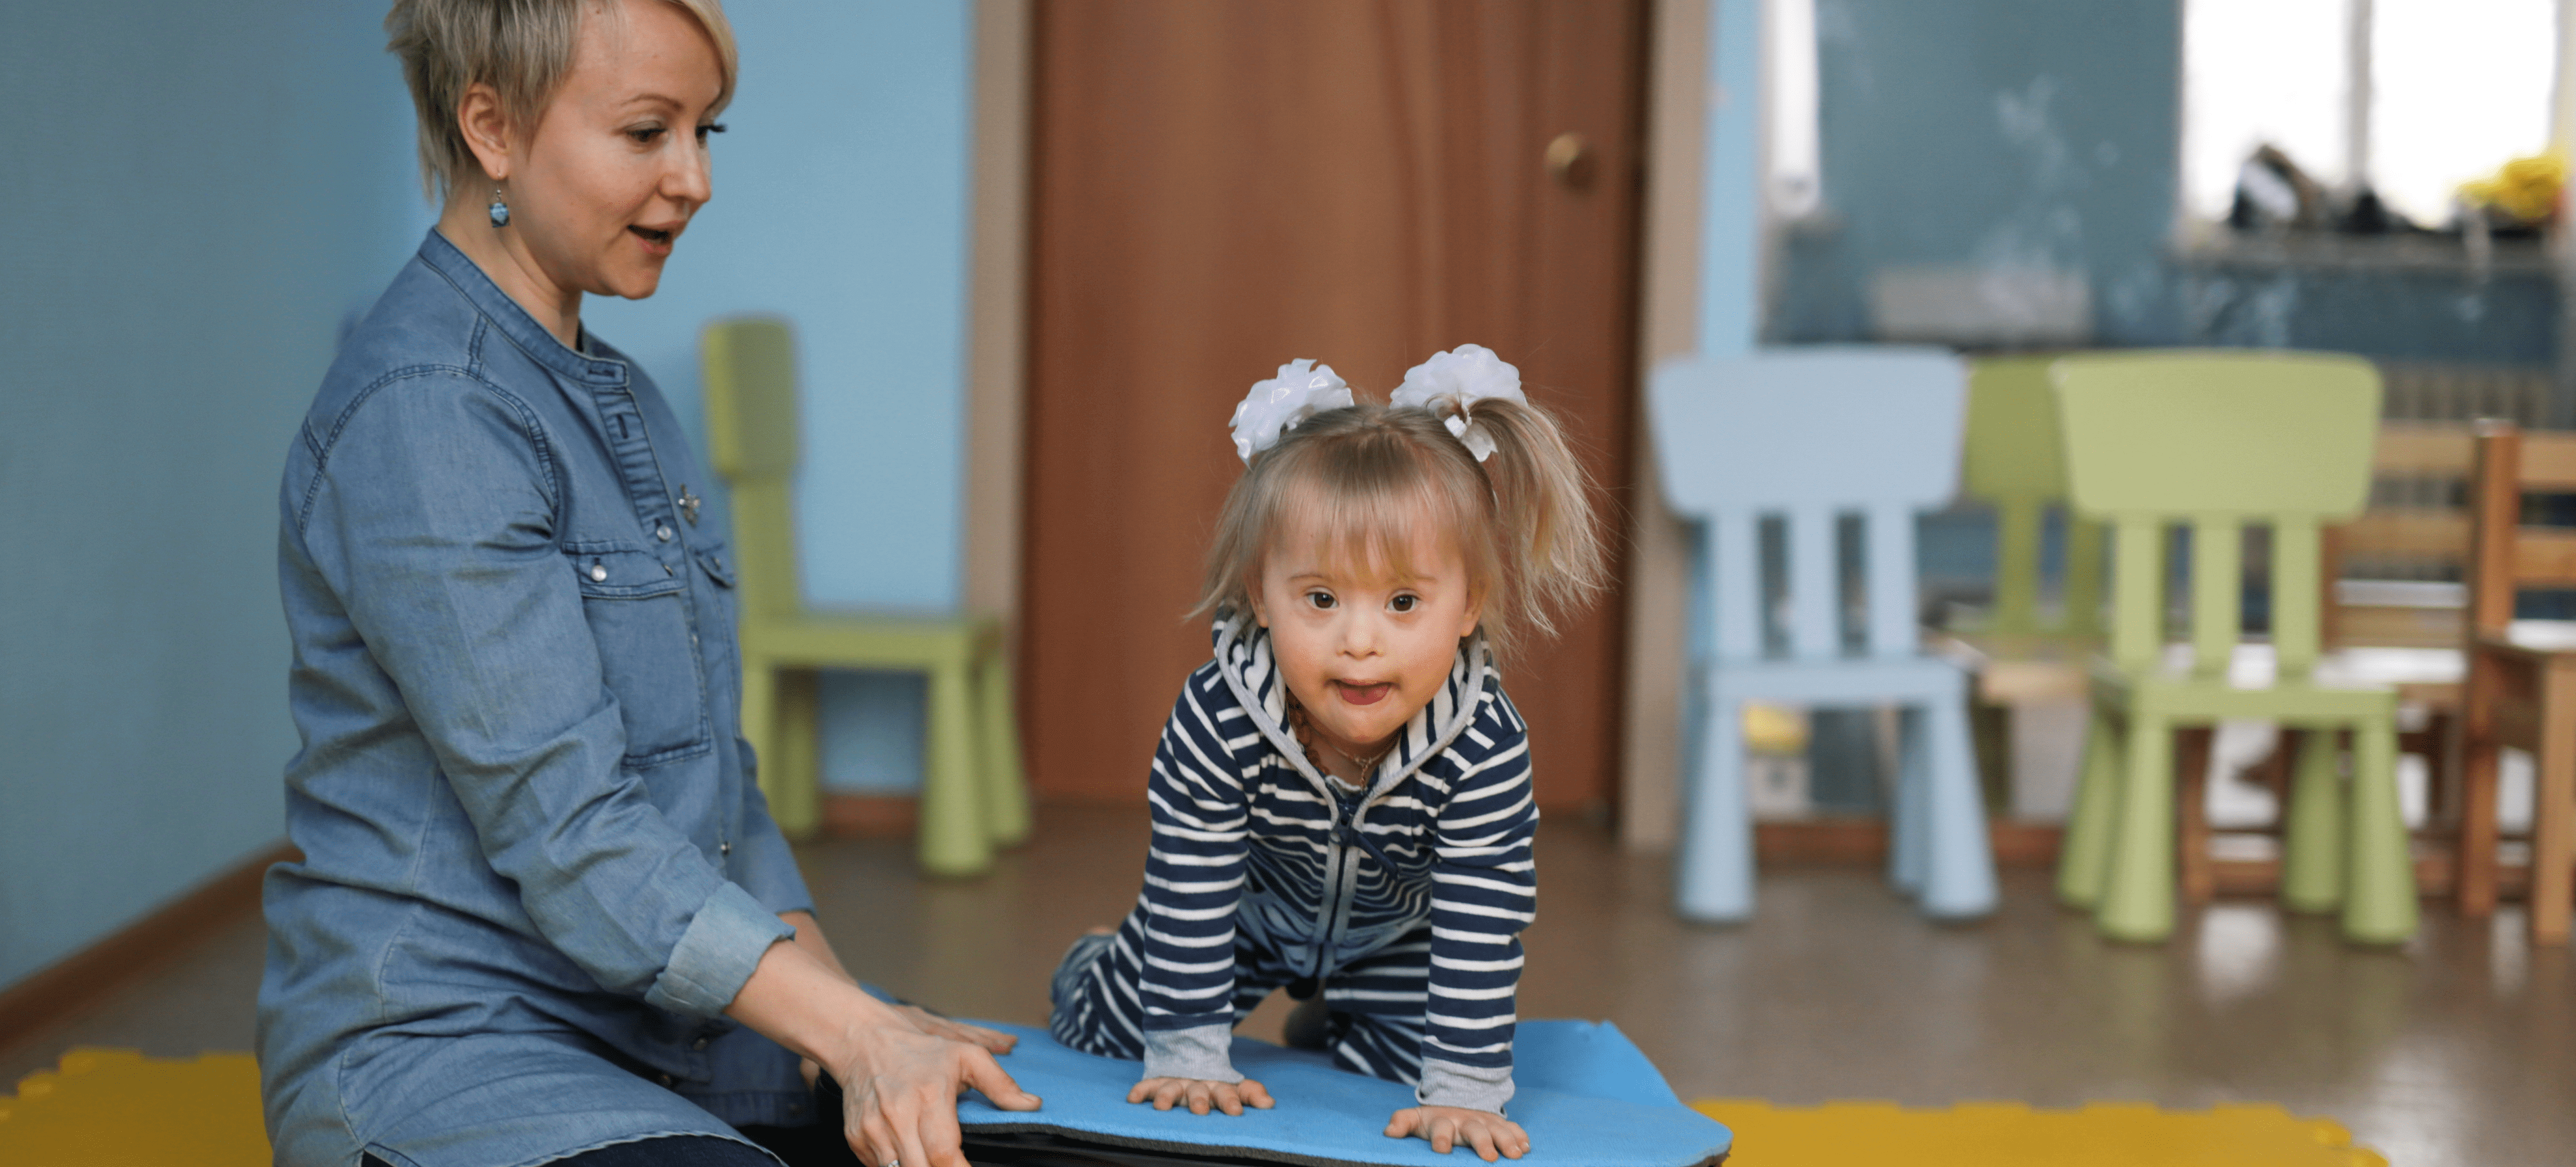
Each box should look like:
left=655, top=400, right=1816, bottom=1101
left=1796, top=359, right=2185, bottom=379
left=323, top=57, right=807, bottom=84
left=487, top=186, right=509, bottom=228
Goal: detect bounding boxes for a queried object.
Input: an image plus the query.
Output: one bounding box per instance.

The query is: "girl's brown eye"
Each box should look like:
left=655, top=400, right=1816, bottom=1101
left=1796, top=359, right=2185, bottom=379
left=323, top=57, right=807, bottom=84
left=1308, top=591, right=1335, bottom=610
left=1391, top=595, right=1417, bottom=613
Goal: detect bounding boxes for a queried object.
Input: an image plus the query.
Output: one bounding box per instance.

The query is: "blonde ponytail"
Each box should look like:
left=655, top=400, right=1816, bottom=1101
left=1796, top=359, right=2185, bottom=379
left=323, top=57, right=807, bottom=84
left=1403, top=392, right=1607, bottom=652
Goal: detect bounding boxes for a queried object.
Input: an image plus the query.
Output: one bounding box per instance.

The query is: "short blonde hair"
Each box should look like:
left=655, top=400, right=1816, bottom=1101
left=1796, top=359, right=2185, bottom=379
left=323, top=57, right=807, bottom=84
left=386, top=0, right=739, bottom=201
left=1194, top=394, right=1607, bottom=665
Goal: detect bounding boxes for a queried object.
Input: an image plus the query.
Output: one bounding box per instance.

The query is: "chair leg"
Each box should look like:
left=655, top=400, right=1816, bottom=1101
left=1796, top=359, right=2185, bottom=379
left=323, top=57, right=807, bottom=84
left=2281, top=729, right=2347, bottom=914
left=1888, top=706, right=1929, bottom=896
left=2342, top=716, right=2419, bottom=945
left=2407, top=712, right=2455, bottom=830
left=1918, top=696, right=1998, bottom=919
left=2533, top=658, right=2576, bottom=946
left=974, top=628, right=1032, bottom=849
left=2097, top=712, right=2175, bottom=942
left=2458, top=649, right=2506, bottom=918
left=741, top=656, right=810, bottom=838
left=777, top=669, right=822, bottom=837
left=918, top=653, right=992, bottom=878
left=2057, top=711, right=2122, bottom=909
left=1678, top=687, right=1755, bottom=923
left=2176, top=727, right=2216, bottom=906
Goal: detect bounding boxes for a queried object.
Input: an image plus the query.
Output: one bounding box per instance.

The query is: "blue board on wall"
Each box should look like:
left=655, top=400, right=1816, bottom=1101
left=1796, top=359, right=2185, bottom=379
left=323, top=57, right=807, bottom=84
left=952, top=1020, right=1732, bottom=1167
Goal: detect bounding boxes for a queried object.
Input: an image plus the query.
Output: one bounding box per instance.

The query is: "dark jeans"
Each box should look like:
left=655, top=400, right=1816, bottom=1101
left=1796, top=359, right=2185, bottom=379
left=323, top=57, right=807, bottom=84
left=358, top=1082, right=859, bottom=1167
left=358, top=1128, right=853, bottom=1167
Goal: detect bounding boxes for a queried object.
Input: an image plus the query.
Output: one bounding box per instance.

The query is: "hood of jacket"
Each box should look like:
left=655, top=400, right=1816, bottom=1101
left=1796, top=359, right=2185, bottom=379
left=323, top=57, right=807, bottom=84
left=1207, top=611, right=1492, bottom=803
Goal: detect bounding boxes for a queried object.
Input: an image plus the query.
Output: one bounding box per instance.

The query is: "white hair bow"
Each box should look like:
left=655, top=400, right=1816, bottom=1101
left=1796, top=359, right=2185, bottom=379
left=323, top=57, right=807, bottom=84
left=1229, top=358, right=1354, bottom=463
left=1391, top=344, right=1525, bottom=462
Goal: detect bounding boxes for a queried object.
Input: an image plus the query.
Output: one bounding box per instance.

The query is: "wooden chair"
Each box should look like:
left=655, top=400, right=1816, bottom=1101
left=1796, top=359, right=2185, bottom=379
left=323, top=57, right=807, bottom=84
left=701, top=316, right=1029, bottom=876
left=2458, top=422, right=2576, bottom=943
left=2052, top=351, right=2413, bottom=945
left=1652, top=348, right=1998, bottom=923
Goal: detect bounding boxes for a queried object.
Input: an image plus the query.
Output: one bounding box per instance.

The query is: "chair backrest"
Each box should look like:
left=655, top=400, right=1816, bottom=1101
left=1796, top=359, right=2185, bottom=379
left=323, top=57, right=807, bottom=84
left=2052, top=350, right=2381, bottom=679
left=1964, top=355, right=2073, bottom=503
left=701, top=316, right=804, bottom=621
left=1650, top=347, right=1965, bottom=662
left=2322, top=422, right=2475, bottom=649
left=1965, top=355, right=2099, bottom=636
left=2467, top=422, right=2576, bottom=634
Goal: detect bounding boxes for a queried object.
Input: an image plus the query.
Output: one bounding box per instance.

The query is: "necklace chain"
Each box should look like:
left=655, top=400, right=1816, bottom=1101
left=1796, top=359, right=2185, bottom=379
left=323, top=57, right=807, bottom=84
left=1285, top=695, right=1392, bottom=782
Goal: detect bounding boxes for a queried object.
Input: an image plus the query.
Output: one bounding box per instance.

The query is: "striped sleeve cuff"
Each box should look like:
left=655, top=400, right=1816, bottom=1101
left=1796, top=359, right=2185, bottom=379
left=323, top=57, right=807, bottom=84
left=1142, top=1023, right=1244, bottom=1083
left=644, top=880, right=795, bottom=1018
left=1417, top=1057, right=1515, bottom=1114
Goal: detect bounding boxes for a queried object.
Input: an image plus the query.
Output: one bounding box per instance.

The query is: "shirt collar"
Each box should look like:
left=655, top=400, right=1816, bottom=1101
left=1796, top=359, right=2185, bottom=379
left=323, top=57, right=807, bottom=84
left=416, top=228, right=630, bottom=387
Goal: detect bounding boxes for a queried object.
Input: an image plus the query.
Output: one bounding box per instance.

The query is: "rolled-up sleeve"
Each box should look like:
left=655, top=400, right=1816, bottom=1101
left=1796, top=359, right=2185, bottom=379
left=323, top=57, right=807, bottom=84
left=297, top=373, right=787, bottom=1017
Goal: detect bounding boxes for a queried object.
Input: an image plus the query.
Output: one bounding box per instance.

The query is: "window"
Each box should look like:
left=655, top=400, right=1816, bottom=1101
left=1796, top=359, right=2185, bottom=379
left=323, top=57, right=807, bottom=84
left=2182, top=0, right=2558, bottom=226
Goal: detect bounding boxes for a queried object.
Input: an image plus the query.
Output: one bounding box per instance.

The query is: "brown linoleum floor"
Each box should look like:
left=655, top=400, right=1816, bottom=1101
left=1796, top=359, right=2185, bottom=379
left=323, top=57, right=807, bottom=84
left=7, top=806, right=2570, bottom=1166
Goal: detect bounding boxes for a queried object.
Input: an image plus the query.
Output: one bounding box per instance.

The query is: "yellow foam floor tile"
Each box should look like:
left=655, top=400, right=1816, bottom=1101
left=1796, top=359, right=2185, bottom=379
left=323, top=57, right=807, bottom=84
left=0, top=1048, right=270, bottom=1167
left=1693, top=1099, right=2387, bottom=1167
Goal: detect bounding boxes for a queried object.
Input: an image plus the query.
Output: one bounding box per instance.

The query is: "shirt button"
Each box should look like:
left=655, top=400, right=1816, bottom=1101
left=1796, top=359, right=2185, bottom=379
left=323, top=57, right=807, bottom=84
left=664, top=564, right=675, bottom=576
left=656, top=525, right=674, bottom=542
left=657, top=1073, right=675, bottom=1086
left=691, top=1037, right=710, bottom=1051
left=719, top=840, right=732, bottom=856
left=589, top=562, right=608, bottom=582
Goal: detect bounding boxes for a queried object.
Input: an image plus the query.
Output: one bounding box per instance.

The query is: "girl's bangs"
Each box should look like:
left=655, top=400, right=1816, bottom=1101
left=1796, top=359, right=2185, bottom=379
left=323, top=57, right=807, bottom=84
left=1275, top=474, right=1479, bottom=587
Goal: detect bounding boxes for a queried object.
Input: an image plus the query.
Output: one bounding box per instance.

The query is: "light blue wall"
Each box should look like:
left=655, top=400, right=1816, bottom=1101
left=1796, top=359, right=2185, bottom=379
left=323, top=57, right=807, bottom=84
left=585, top=1, right=975, bottom=795
left=0, top=2, right=423, bottom=987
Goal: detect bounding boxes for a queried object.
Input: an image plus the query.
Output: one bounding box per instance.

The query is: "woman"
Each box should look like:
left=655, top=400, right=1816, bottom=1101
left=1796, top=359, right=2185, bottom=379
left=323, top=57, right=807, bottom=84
left=257, top=3, right=1036, bottom=1165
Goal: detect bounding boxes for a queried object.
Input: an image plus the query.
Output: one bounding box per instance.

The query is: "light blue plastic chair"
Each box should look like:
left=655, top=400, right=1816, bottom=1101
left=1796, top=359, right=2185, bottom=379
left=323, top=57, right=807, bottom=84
left=1652, top=348, right=1999, bottom=922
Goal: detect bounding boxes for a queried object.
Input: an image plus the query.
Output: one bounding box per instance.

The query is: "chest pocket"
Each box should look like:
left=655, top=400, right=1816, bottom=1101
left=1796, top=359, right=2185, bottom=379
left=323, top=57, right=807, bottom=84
left=690, top=539, right=744, bottom=707
left=567, top=544, right=710, bottom=766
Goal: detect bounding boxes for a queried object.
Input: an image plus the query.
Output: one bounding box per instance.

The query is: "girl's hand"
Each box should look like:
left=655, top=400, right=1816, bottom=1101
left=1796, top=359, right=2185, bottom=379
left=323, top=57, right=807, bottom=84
left=831, top=1020, right=1039, bottom=1167
left=1127, top=1076, right=1275, bottom=1116
left=1385, top=1106, right=1531, bottom=1161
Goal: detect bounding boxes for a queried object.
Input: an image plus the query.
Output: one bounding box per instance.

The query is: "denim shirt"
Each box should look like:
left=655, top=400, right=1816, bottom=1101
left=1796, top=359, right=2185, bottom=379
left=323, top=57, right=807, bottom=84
left=259, top=231, right=813, bottom=1167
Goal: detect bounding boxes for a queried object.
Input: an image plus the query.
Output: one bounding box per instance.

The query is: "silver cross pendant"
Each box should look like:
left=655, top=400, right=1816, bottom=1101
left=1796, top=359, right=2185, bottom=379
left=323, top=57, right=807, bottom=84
left=677, top=485, right=702, bottom=526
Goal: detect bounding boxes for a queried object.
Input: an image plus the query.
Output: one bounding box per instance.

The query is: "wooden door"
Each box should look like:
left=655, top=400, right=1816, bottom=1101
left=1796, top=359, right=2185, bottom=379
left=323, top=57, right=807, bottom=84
left=1021, top=0, right=1648, bottom=809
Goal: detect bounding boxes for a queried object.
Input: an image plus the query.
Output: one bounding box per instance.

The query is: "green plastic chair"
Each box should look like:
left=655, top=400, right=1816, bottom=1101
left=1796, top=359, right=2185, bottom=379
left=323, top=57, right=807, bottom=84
left=2051, top=351, right=2415, bottom=945
left=1963, top=355, right=2104, bottom=639
left=701, top=316, right=1030, bottom=876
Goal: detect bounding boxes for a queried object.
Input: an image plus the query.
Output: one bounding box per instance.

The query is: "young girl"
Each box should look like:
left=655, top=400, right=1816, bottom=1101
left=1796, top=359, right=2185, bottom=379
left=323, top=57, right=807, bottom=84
left=1049, top=345, right=1603, bottom=1162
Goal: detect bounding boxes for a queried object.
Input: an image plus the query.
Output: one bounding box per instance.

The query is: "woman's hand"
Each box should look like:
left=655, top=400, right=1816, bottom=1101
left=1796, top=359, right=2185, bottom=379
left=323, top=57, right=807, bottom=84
left=727, top=930, right=1039, bottom=1167
left=1385, top=1106, right=1530, bottom=1161
left=831, top=1017, right=1036, bottom=1167
left=1127, top=1076, right=1274, bottom=1116
left=893, top=1002, right=1019, bottom=1054
left=800, top=1004, right=1017, bottom=1089
left=772, top=912, right=1017, bottom=1090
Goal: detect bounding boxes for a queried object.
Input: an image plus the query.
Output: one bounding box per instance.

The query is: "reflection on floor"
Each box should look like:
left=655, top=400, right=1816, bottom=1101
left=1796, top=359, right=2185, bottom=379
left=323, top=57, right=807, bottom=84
left=7, top=805, right=2569, bottom=1167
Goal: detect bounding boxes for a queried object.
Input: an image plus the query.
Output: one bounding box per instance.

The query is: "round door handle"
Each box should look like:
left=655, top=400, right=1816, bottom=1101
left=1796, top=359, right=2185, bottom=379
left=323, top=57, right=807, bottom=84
left=1546, top=132, right=1596, bottom=190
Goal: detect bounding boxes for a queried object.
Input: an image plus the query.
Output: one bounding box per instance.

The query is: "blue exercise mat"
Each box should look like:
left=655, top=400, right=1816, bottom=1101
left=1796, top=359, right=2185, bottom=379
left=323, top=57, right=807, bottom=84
left=954, top=1020, right=1730, bottom=1167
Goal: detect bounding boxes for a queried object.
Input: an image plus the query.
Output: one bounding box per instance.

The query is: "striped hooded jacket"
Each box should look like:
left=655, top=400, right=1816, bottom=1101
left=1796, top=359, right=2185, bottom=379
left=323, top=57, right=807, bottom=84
left=1131, top=615, right=1539, bottom=1110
